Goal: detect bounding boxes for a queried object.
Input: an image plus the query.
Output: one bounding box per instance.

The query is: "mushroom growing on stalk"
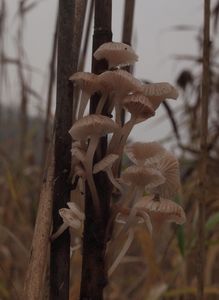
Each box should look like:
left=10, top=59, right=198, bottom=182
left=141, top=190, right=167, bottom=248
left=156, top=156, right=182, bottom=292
left=109, top=93, right=155, bottom=157
left=93, top=154, right=123, bottom=194
left=142, top=82, right=179, bottom=110
left=121, top=165, right=165, bottom=207
left=69, top=114, right=119, bottom=211
left=94, top=41, right=138, bottom=69
left=69, top=72, right=102, bottom=119
left=51, top=202, right=85, bottom=241
left=98, top=70, right=143, bottom=125
left=124, top=141, right=166, bottom=165
left=135, top=194, right=186, bottom=230
left=145, top=151, right=181, bottom=198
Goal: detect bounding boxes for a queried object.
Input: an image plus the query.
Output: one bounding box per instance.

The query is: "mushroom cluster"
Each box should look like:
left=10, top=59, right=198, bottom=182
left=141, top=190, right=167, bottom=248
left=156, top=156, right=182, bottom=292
left=54, top=41, right=186, bottom=274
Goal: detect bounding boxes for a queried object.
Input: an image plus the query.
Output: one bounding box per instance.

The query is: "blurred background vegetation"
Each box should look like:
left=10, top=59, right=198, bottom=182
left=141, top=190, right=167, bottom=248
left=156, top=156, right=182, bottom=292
left=0, top=0, right=219, bottom=299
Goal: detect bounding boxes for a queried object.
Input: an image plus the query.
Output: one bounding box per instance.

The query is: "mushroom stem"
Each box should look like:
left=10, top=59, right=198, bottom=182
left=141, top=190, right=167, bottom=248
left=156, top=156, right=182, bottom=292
left=119, top=116, right=136, bottom=152
left=84, top=136, right=100, bottom=211
left=51, top=223, right=69, bottom=241
left=95, top=93, right=108, bottom=114
left=77, top=91, right=90, bottom=119
left=108, top=228, right=134, bottom=277
left=106, top=168, right=124, bottom=194
left=115, top=100, right=122, bottom=127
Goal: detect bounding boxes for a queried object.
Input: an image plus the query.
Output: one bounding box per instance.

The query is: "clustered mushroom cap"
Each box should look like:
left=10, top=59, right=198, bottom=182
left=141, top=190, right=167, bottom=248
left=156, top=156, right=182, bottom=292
left=94, top=41, right=138, bottom=68
left=99, top=70, right=143, bottom=95
left=124, top=142, right=166, bottom=165
left=142, top=82, right=179, bottom=110
left=147, top=152, right=181, bottom=198
left=121, top=165, right=165, bottom=189
left=135, top=195, right=186, bottom=225
left=69, top=72, right=102, bottom=94
left=122, top=93, right=155, bottom=121
left=93, top=154, right=119, bottom=174
left=69, top=114, right=119, bottom=141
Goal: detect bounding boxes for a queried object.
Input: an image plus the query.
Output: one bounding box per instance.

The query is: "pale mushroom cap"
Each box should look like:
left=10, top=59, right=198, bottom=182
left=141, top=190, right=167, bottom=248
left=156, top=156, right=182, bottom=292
left=146, top=152, right=181, bottom=198
left=135, top=195, right=186, bottom=225
left=122, top=93, right=155, bottom=121
left=121, top=165, right=165, bottom=188
left=93, top=154, right=119, bottom=174
left=69, top=72, right=102, bottom=94
left=69, top=114, right=119, bottom=140
left=67, top=202, right=85, bottom=221
left=98, top=70, right=143, bottom=95
left=124, top=142, right=166, bottom=165
left=59, top=208, right=81, bottom=229
left=142, top=82, right=179, bottom=110
left=94, top=42, right=138, bottom=68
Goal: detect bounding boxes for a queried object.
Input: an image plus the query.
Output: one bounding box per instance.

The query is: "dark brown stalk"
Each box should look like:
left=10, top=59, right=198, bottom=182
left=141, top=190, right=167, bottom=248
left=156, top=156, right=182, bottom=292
left=41, top=12, right=58, bottom=167
left=49, top=1, right=75, bottom=299
left=79, top=1, right=112, bottom=299
left=197, top=0, right=210, bottom=299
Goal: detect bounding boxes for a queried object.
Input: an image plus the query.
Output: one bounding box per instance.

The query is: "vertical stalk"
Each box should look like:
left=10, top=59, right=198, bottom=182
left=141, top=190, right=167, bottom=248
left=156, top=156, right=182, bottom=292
left=197, top=0, right=210, bottom=299
left=41, top=12, right=58, bottom=167
left=49, top=1, right=75, bottom=299
left=79, top=1, right=112, bottom=299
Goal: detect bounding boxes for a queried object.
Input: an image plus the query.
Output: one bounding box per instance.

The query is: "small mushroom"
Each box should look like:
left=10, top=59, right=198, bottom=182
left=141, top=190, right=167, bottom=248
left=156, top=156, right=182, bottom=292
left=142, top=82, right=178, bottom=110
left=135, top=195, right=186, bottom=227
left=109, top=93, right=155, bottom=168
left=93, top=154, right=123, bottom=194
left=94, top=41, right=138, bottom=69
left=51, top=202, right=84, bottom=241
left=99, top=70, right=143, bottom=125
left=121, top=165, right=165, bottom=201
left=69, top=72, right=102, bottom=119
left=145, top=151, right=181, bottom=198
left=124, top=141, right=166, bottom=165
left=69, top=114, right=119, bottom=211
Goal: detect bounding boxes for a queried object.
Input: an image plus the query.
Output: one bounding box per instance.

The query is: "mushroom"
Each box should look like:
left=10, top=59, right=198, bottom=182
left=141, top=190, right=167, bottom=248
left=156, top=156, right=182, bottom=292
left=124, top=141, right=166, bottom=165
left=94, top=41, right=138, bottom=69
left=145, top=151, right=181, bottom=198
left=142, top=82, right=178, bottom=110
left=109, top=93, right=155, bottom=163
left=93, top=154, right=123, bottom=194
left=69, top=72, right=102, bottom=119
left=135, top=195, right=186, bottom=229
left=69, top=114, right=119, bottom=211
left=51, top=202, right=85, bottom=241
left=121, top=165, right=165, bottom=206
left=98, top=70, right=143, bottom=125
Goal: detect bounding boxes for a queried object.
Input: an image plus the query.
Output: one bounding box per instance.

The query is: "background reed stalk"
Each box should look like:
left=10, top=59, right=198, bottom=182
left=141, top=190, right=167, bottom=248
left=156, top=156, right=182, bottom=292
left=197, top=0, right=210, bottom=299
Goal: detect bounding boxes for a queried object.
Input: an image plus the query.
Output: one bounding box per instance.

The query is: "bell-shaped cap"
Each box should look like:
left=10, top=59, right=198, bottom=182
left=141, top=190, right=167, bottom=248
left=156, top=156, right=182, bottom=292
left=135, top=195, right=186, bottom=225
left=69, top=114, right=119, bottom=141
left=94, top=41, right=138, bottom=69
left=147, top=152, right=181, bottom=198
left=122, top=93, right=155, bottom=121
left=69, top=71, right=102, bottom=94
left=124, top=142, right=166, bottom=165
left=99, top=70, right=143, bottom=95
left=121, top=165, right=165, bottom=189
left=93, top=154, right=119, bottom=174
left=142, top=82, right=178, bottom=110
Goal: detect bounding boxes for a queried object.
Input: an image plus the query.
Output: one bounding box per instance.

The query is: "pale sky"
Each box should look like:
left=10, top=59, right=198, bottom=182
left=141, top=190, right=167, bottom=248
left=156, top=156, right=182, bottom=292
left=5, top=0, right=216, bottom=151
